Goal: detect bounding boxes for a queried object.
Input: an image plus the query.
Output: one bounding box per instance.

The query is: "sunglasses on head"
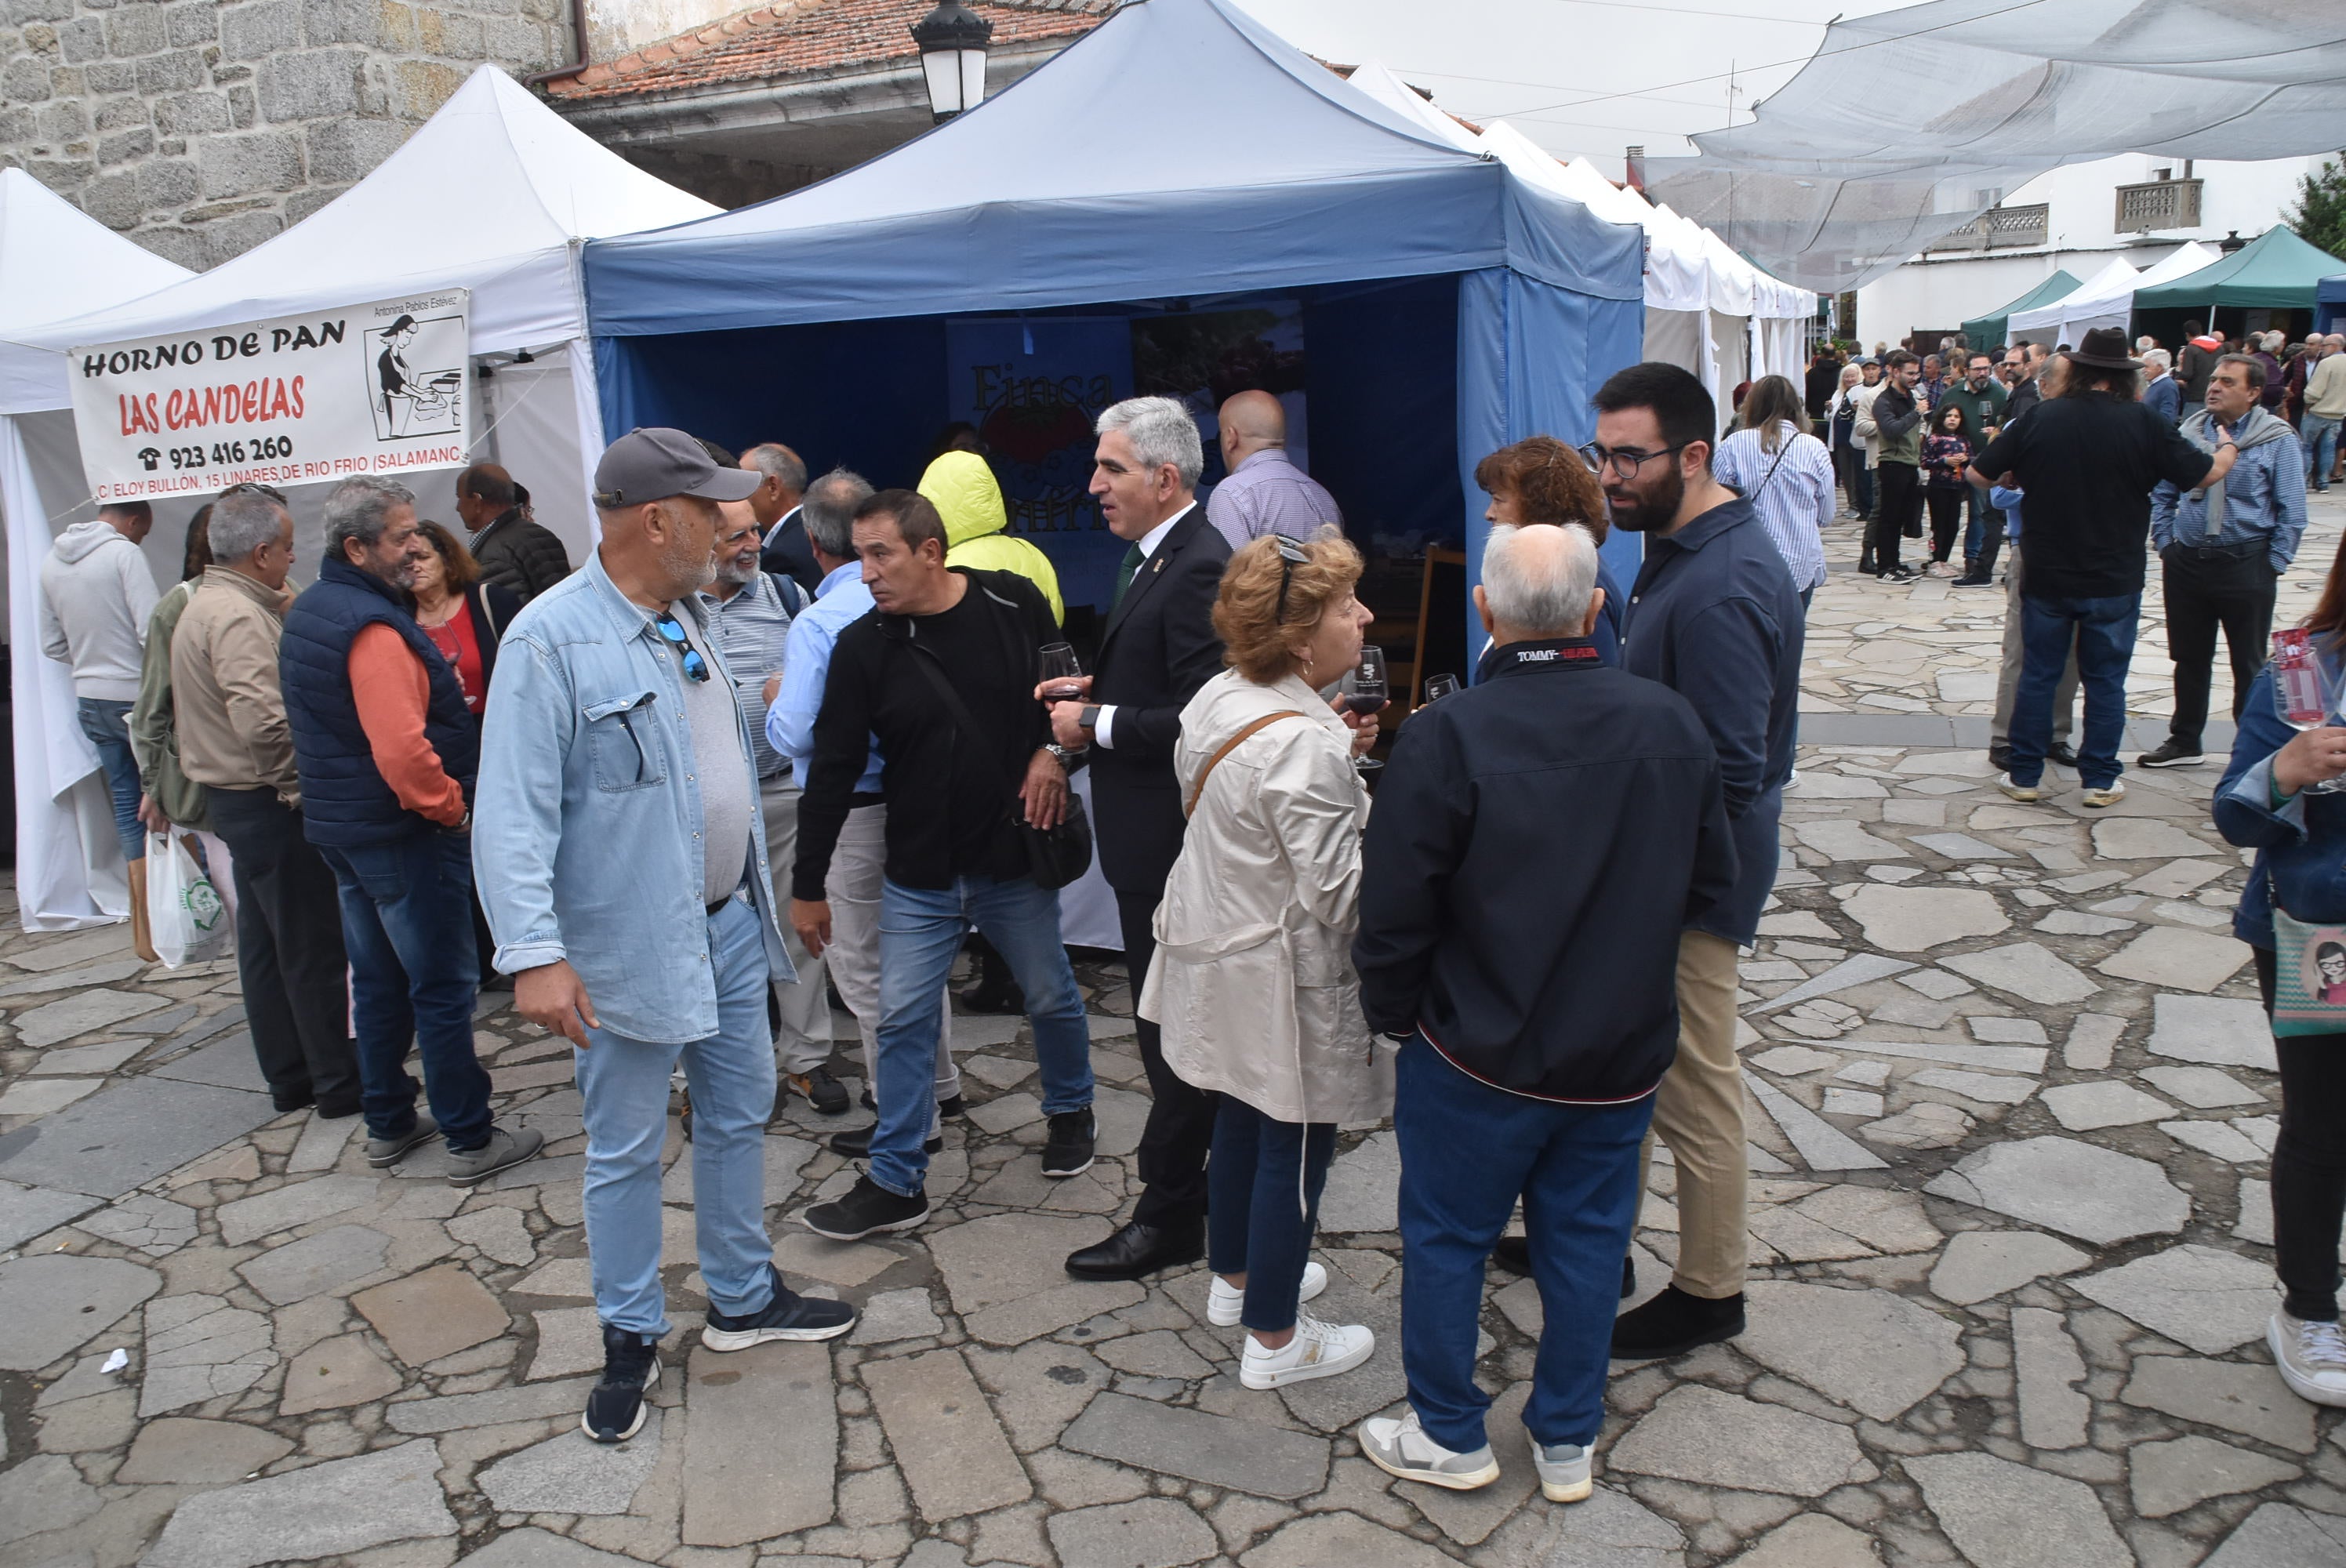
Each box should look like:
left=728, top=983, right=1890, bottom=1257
left=1273, top=534, right=1309, bottom=623
left=651, top=612, right=710, bottom=682
left=220, top=481, right=288, bottom=504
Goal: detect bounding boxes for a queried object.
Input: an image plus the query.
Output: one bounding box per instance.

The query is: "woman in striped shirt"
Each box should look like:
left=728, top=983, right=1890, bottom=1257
left=1712, top=375, right=1834, bottom=606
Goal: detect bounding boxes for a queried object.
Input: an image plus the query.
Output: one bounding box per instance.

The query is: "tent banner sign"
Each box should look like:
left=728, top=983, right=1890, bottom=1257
left=69, top=289, right=472, bottom=502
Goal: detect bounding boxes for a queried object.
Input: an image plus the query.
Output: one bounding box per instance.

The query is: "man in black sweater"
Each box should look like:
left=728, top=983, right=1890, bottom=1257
left=454, top=463, right=572, bottom=601
left=1353, top=521, right=1733, bottom=1503
left=791, top=490, right=1097, bottom=1242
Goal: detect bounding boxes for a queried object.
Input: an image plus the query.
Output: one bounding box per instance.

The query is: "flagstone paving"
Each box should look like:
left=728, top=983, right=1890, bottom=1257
left=3, top=494, right=2345, bottom=1565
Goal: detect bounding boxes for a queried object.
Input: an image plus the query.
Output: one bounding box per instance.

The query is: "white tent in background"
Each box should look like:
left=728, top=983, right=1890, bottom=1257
left=0, top=169, right=194, bottom=931
left=5, top=64, right=717, bottom=930
left=1345, top=60, right=1484, bottom=153
left=2012, top=242, right=2221, bottom=354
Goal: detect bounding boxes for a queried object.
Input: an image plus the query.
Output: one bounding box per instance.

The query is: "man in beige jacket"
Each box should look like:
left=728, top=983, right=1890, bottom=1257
left=172, top=484, right=358, bottom=1117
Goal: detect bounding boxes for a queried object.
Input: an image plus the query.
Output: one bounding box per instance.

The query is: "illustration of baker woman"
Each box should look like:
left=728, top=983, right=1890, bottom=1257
left=374, top=314, right=456, bottom=437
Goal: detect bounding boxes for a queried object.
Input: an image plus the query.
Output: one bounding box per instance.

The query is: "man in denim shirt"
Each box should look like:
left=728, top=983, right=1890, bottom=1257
left=476, top=429, right=855, bottom=1446
left=2141, top=354, right=2309, bottom=771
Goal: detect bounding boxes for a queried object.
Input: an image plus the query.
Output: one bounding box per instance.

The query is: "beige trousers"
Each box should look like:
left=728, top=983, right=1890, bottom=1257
left=1638, top=930, right=1748, bottom=1299
left=824, top=801, right=959, bottom=1136
left=759, top=772, right=834, bottom=1076
left=1990, top=545, right=2079, bottom=748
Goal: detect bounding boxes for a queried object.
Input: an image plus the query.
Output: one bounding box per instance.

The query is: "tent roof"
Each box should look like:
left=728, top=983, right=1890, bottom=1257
left=2010, top=256, right=2137, bottom=335
left=2134, top=225, right=2346, bottom=313
left=2320, top=273, right=2346, bottom=306
left=0, top=170, right=192, bottom=416
left=1964, top=269, right=2083, bottom=336
left=21, top=67, right=717, bottom=371
left=583, top=0, right=1643, bottom=339
left=1346, top=60, right=1484, bottom=154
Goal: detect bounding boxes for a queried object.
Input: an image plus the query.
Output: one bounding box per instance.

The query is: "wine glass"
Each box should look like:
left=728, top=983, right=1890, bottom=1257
left=2272, top=628, right=2346, bottom=793
left=1422, top=673, right=1461, bottom=703
left=1340, top=646, right=1389, bottom=773
left=1038, top=642, right=1084, bottom=702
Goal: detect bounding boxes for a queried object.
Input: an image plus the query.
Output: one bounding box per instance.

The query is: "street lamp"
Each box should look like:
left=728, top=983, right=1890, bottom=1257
left=910, top=0, right=993, bottom=124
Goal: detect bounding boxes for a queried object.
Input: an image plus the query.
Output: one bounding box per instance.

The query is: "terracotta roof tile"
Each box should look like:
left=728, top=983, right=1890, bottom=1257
left=545, top=0, right=1114, bottom=102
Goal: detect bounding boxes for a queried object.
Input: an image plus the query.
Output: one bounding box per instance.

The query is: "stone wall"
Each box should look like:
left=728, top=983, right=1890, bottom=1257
left=0, top=0, right=575, bottom=270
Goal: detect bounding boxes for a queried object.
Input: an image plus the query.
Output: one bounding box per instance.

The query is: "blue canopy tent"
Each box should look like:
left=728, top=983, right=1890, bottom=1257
left=2319, top=273, right=2345, bottom=336
left=581, top=0, right=1643, bottom=667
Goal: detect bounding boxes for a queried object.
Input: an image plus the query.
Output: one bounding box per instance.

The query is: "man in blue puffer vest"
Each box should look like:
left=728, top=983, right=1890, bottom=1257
left=281, top=474, right=543, bottom=1186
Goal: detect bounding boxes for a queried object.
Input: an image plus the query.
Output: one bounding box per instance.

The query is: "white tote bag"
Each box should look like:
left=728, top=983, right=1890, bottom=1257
left=147, top=832, right=232, bottom=968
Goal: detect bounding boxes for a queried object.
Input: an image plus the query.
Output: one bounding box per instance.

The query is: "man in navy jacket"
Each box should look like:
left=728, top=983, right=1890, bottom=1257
left=1353, top=521, right=1732, bottom=1502
left=1595, top=362, right=1805, bottom=1361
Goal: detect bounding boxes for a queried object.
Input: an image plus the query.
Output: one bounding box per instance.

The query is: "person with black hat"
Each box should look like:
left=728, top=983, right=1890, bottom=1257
left=1966, top=328, right=2242, bottom=808
left=474, top=426, right=857, bottom=1447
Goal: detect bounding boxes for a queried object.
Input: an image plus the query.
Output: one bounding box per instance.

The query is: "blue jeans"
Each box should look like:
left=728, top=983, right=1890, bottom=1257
left=2305, top=413, right=2341, bottom=490
left=1961, top=486, right=1991, bottom=563
left=871, top=874, right=1093, bottom=1196
left=575, top=895, right=775, bottom=1337
left=2010, top=593, right=2141, bottom=790
left=319, top=830, right=492, bottom=1151
left=77, top=697, right=143, bottom=864
left=1207, top=1098, right=1335, bottom=1334
left=1850, top=459, right=1875, bottom=519
left=1395, top=1040, right=1653, bottom=1452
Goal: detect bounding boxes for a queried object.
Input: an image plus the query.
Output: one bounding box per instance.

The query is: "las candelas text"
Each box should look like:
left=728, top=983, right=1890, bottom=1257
left=114, top=377, right=306, bottom=437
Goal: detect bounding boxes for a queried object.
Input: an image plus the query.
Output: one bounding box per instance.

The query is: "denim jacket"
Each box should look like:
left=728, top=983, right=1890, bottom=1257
left=2216, top=662, right=2346, bottom=950
left=474, top=550, right=794, bottom=1044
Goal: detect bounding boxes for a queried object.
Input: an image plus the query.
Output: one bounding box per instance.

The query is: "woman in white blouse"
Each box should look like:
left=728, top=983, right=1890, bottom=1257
left=1714, top=374, right=1836, bottom=605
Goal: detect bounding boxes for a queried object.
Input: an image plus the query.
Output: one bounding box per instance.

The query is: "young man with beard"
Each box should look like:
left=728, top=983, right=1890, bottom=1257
left=1859, top=351, right=1927, bottom=583
left=1587, top=364, right=1804, bottom=1359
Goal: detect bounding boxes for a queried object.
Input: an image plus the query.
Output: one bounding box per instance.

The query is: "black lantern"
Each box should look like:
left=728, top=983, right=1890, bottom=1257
left=910, top=0, right=993, bottom=123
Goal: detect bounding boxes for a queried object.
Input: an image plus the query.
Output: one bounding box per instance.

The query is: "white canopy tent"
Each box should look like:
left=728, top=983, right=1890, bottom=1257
left=2010, top=241, right=2221, bottom=351
left=3, top=64, right=717, bottom=929
left=0, top=169, right=194, bottom=930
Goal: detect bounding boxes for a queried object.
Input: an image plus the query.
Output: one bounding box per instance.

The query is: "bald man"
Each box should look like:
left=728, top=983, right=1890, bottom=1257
left=456, top=463, right=572, bottom=603
left=1205, top=390, right=1341, bottom=548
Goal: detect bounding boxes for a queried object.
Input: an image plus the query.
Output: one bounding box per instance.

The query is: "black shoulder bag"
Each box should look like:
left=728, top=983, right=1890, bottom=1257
left=903, top=646, right=1093, bottom=891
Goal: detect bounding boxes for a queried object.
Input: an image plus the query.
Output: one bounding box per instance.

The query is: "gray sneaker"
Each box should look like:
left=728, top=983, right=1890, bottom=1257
left=1531, top=1433, right=1593, bottom=1503
left=445, top=1123, right=545, bottom=1187
left=1357, top=1408, right=1499, bottom=1491
left=366, top=1114, right=440, bottom=1168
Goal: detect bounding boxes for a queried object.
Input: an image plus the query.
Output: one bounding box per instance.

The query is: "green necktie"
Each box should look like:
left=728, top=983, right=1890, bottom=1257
left=1111, top=543, right=1144, bottom=613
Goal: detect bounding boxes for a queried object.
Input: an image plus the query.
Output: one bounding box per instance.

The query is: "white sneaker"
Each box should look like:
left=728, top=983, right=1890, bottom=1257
left=2270, top=1312, right=2346, bottom=1406
left=2080, top=780, right=2127, bottom=809
left=1207, top=1261, right=1328, bottom=1327
left=1530, top=1432, right=1593, bottom=1503
left=1238, top=1314, right=1374, bottom=1389
left=1996, top=773, right=2041, bottom=803
left=1358, top=1407, right=1501, bottom=1490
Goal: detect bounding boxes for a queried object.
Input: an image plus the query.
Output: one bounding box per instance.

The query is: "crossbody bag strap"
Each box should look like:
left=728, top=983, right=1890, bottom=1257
left=1185, top=711, right=1307, bottom=819
left=903, top=642, right=980, bottom=747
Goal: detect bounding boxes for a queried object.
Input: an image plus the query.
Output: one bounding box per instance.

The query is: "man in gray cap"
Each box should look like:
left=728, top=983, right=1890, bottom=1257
left=475, top=427, right=856, bottom=1446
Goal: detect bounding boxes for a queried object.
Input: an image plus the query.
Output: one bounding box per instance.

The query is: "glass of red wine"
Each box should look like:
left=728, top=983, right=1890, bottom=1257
left=1422, top=672, right=1461, bottom=703
left=1341, top=646, right=1389, bottom=773
left=1040, top=642, right=1088, bottom=753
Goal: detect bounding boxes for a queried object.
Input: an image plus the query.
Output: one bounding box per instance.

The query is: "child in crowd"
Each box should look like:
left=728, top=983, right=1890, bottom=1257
left=1921, top=402, right=1974, bottom=575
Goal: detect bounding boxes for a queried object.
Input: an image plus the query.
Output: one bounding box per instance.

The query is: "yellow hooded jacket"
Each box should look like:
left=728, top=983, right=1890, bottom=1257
left=920, top=451, right=1064, bottom=625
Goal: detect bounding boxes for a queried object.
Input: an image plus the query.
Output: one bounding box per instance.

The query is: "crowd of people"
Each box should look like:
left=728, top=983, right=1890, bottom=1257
left=31, top=327, right=2346, bottom=1486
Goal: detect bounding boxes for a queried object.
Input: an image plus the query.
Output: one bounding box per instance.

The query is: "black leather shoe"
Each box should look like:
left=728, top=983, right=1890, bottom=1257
left=1064, top=1220, right=1204, bottom=1281
left=1987, top=744, right=2014, bottom=773
left=2047, top=740, right=2082, bottom=768
left=937, top=1094, right=966, bottom=1120
left=828, top=1123, right=941, bottom=1160
left=1490, top=1237, right=1636, bottom=1298
left=1611, top=1285, right=1745, bottom=1359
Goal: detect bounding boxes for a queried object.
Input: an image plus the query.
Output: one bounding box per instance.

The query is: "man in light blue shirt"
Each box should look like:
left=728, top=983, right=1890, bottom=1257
left=1204, top=390, right=1341, bottom=548
left=765, top=469, right=962, bottom=1152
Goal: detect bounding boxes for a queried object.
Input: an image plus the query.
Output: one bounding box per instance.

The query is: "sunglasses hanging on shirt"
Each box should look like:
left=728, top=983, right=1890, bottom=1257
left=652, top=612, right=710, bottom=682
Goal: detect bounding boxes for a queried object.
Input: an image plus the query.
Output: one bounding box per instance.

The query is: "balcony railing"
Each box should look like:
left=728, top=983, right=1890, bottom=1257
left=1925, top=202, right=2050, bottom=253
left=2115, top=179, right=2203, bottom=233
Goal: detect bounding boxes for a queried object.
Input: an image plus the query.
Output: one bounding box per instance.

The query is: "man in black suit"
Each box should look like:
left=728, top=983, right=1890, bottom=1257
left=1045, top=395, right=1233, bottom=1283
left=742, top=442, right=823, bottom=597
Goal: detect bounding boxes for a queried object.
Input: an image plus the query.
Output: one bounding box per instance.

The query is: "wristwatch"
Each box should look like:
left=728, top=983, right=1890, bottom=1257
left=1079, top=704, right=1102, bottom=733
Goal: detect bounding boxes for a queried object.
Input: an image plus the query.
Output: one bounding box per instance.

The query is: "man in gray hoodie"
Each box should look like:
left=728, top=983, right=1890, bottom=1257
left=39, top=502, right=161, bottom=953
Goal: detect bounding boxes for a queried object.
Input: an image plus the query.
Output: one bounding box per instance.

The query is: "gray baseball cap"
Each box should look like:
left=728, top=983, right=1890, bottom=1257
left=593, top=426, right=763, bottom=509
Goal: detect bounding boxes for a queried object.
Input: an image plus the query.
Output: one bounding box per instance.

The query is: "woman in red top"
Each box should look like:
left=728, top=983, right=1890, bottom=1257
left=412, top=521, right=521, bottom=717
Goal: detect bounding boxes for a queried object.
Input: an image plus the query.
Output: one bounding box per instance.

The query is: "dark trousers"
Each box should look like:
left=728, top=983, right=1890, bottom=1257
left=1836, top=446, right=1871, bottom=517
left=204, top=786, right=358, bottom=1112
left=1973, top=510, right=2009, bottom=580
left=2160, top=543, right=2278, bottom=750
left=1926, top=488, right=1965, bottom=563
left=2010, top=593, right=2141, bottom=791
left=319, top=829, right=492, bottom=1152
left=1206, top=1099, right=1335, bottom=1334
left=1870, top=462, right=1919, bottom=573
left=1119, top=887, right=1218, bottom=1231
left=2255, top=947, right=2346, bottom=1320
left=1394, top=1040, right=1653, bottom=1452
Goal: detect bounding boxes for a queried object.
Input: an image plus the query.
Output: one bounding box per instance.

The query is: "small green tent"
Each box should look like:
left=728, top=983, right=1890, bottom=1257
left=1963, top=270, right=2082, bottom=352
left=2132, top=226, right=2346, bottom=316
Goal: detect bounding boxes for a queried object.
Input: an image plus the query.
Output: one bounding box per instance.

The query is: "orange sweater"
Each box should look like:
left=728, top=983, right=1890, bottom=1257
left=348, top=623, right=466, bottom=826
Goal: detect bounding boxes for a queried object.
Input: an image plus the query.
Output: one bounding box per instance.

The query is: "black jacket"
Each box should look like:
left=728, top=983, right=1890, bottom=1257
left=460, top=580, right=524, bottom=697
left=761, top=507, right=823, bottom=597
left=469, top=509, right=573, bottom=603
left=1353, top=639, right=1735, bottom=1102
left=794, top=568, right=1057, bottom=899
left=1088, top=502, right=1232, bottom=893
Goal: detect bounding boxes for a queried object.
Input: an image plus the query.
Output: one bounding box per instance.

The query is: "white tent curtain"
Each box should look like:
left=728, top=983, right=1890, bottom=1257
left=2017, top=241, right=2221, bottom=352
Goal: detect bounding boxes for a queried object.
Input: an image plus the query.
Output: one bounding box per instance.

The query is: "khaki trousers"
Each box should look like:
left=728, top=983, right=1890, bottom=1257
left=1990, top=546, right=2078, bottom=748
left=759, top=772, right=834, bottom=1076
left=824, top=801, right=959, bottom=1136
left=1638, top=930, right=1748, bottom=1299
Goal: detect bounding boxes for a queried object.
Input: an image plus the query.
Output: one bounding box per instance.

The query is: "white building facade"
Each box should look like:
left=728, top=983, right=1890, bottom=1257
left=1854, top=152, right=2330, bottom=349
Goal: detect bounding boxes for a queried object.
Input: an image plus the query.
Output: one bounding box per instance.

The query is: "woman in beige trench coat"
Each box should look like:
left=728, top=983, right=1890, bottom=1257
left=1141, top=528, right=1392, bottom=1392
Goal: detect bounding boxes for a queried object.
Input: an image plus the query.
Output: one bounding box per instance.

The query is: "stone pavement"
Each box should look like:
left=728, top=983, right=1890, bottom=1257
left=4, top=492, right=2346, bottom=1568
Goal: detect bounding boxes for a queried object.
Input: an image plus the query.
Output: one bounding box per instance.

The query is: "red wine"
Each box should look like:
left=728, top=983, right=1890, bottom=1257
left=1343, top=695, right=1389, bottom=717
left=1041, top=685, right=1084, bottom=702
